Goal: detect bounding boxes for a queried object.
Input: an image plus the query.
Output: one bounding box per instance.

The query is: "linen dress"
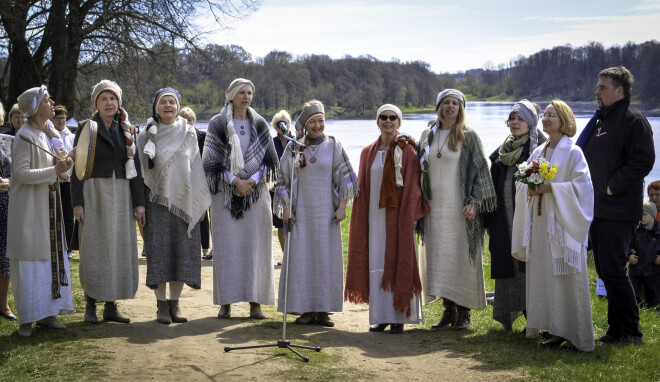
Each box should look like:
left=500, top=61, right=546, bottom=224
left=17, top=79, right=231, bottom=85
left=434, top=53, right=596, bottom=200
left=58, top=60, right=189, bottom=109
left=212, top=120, right=275, bottom=306
left=277, top=137, right=344, bottom=313
left=419, top=130, right=486, bottom=310
left=368, top=150, right=423, bottom=324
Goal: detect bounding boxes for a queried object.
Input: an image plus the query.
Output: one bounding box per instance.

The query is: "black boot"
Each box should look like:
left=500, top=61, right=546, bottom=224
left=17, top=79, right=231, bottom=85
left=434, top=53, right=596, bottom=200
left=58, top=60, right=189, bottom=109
left=454, top=305, right=471, bottom=330
left=84, top=294, right=98, bottom=324
left=432, top=298, right=456, bottom=329
left=103, top=301, right=130, bottom=323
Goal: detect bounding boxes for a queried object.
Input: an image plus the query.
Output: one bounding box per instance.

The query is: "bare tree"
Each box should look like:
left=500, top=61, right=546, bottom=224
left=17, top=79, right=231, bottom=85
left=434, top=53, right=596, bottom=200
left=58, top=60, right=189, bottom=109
left=0, top=0, right=260, bottom=114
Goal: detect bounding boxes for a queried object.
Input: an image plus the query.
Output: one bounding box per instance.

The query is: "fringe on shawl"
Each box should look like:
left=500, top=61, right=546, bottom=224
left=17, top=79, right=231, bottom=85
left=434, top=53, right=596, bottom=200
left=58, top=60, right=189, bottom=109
left=547, top=215, right=583, bottom=276
left=380, top=277, right=423, bottom=317
left=344, top=288, right=370, bottom=305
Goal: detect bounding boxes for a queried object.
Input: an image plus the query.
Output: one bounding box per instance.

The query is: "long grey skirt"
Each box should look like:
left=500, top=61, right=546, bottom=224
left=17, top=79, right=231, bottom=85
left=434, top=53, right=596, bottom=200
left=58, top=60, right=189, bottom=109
left=145, top=199, right=202, bottom=289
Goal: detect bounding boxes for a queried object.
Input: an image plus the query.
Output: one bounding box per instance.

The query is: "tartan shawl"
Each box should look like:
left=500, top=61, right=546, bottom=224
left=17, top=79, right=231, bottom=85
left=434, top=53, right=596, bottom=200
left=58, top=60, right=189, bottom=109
left=202, top=104, right=278, bottom=219
left=345, top=138, right=429, bottom=316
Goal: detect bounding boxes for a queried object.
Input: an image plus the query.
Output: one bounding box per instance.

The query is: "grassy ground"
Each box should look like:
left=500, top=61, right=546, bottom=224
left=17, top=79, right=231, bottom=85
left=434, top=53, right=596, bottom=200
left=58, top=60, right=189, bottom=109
left=1, top=208, right=659, bottom=381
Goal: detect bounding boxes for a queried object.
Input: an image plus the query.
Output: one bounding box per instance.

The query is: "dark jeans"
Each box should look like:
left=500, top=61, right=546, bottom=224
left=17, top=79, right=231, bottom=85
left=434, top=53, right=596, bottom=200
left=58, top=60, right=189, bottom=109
left=591, top=218, right=642, bottom=338
left=60, top=182, right=74, bottom=249
left=630, top=274, right=660, bottom=308
left=200, top=211, right=210, bottom=250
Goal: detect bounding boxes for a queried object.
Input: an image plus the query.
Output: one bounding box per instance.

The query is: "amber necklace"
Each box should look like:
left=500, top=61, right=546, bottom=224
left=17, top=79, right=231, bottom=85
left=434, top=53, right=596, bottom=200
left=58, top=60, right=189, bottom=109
left=436, top=130, right=450, bottom=158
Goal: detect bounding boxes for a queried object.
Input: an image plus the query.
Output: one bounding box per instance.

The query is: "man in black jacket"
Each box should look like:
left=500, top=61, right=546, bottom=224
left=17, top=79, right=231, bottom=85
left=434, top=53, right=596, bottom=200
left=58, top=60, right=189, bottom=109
left=577, top=66, right=655, bottom=345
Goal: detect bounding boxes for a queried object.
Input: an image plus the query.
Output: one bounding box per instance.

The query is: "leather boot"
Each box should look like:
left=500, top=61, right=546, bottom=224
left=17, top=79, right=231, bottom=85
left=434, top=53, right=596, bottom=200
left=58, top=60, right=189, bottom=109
left=84, top=294, right=98, bottom=324
left=249, top=302, right=266, bottom=319
left=103, top=302, right=130, bottom=323
left=168, top=300, right=188, bottom=323
left=432, top=298, right=456, bottom=329
left=156, top=300, right=172, bottom=324
left=316, top=312, right=334, bottom=327
left=454, top=305, right=471, bottom=330
left=218, top=304, right=231, bottom=318
left=295, top=312, right=315, bottom=325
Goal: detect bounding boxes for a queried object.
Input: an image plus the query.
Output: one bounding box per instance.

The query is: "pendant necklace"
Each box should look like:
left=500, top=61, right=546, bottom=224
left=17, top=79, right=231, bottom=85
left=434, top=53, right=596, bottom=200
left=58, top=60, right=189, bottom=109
left=436, top=130, right=450, bottom=158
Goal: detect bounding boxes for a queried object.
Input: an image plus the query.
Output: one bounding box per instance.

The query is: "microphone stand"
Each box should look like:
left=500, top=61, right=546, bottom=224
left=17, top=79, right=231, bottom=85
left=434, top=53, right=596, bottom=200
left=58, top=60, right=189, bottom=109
left=224, top=136, right=321, bottom=362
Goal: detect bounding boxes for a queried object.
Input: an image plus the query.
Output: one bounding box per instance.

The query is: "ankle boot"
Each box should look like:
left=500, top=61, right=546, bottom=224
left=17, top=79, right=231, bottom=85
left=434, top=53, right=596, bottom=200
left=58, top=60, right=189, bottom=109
left=156, top=300, right=172, bottom=324
left=432, top=298, right=456, bottom=329
left=168, top=300, right=188, bottom=323
left=103, top=302, right=130, bottom=323
left=249, top=302, right=265, bottom=319
left=218, top=304, right=231, bottom=318
left=316, top=312, right=334, bottom=327
left=84, top=294, right=98, bottom=324
left=454, top=305, right=471, bottom=330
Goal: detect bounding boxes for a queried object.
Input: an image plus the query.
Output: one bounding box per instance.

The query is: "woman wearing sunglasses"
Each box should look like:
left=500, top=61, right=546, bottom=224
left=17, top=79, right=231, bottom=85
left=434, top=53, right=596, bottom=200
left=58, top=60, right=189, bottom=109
left=345, top=104, right=429, bottom=334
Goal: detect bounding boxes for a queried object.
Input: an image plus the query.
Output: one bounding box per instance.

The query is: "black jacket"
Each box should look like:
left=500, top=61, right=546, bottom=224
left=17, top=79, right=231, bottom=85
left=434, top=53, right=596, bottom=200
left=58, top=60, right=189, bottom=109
left=485, top=129, right=547, bottom=279
left=582, top=98, right=655, bottom=221
left=629, top=221, right=660, bottom=278
left=71, top=113, right=146, bottom=208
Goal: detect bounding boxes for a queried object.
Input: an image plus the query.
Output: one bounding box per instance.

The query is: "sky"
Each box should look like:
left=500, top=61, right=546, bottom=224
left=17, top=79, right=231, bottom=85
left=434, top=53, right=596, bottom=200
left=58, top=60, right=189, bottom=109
left=198, top=0, right=660, bottom=74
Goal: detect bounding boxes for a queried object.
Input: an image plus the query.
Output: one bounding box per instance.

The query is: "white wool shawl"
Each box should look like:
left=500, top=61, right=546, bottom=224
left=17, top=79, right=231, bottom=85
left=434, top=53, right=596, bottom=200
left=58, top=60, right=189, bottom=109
left=137, top=116, right=212, bottom=237
left=511, top=134, right=594, bottom=275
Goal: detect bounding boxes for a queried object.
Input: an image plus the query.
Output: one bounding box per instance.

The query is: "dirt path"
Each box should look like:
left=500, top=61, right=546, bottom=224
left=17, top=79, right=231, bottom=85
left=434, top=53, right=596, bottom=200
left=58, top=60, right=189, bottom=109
left=86, top=236, right=524, bottom=381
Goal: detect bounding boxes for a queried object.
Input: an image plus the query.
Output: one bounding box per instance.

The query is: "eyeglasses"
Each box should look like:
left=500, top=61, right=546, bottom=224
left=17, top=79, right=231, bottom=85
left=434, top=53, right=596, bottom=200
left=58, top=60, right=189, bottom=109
left=541, top=113, right=558, bottom=119
left=379, top=115, right=398, bottom=121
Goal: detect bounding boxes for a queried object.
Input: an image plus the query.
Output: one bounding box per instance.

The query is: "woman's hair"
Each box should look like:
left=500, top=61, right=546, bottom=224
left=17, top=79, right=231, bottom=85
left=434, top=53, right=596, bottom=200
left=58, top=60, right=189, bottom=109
left=437, top=100, right=466, bottom=152
left=54, top=105, right=68, bottom=117
left=179, top=107, right=196, bottom=122
left=0, top=101, right=4, bottom=126
left=550, top=100, right=576, bottom=137
left=8, top=103, right=22, bottom=125
left=648, top=180, right=660, bottom=195
left=302, top=99, right=323, bottom=114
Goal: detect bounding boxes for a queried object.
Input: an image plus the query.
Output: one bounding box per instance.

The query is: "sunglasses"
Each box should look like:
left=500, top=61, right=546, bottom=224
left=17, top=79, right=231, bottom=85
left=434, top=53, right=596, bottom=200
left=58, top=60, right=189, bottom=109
left=379, top=115, right=398, bottom=121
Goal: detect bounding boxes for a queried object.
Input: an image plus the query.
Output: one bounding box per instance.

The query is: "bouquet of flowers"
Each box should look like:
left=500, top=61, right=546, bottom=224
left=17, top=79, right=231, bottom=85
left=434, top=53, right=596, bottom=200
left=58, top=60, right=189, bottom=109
left=514, top=157, right=558, bottom=215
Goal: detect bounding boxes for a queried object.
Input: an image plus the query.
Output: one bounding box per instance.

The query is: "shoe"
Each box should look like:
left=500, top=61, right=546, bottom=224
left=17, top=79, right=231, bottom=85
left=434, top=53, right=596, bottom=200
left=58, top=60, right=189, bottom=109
left=84, top=294, right=98, bottom=324
left=103, top=302, right=130, bottom=323
left=540, top=331, right=553, bottom=340
left=218, top=304, right=231, bottom=318
left=453, top=306, right=470, bottom=330
left=0, top=311, right=17, bottom=321
left=389, top=324, right=404, bottom=334
left=369, top=323, right=389, bottom=332
left=432, top=298, right=457, bottom=329
left=156, top=300, right=172, bottom=324
left=596, top=333, right=620, bottom=344
left=540, top=336, right=565, bottom=349
left=560, top=342, right=579, bottom=352
left=249, top=302, right=266, bottom=319
left=36, top=316, right=66, bottom=330
left=316, top=312, right=334, bottom=327
left=295, top=312, right=315, bottom=325
left=141, top=249, right=146, bottom=257
left=17, top=323, right=32, bottom=337
left=202, top=252, right=213, bottom=260
left=276, top=261, right=282, bottom=266
left=619, top=335, right=643, bottom=346
left=168, top=300, right=188, bottom=323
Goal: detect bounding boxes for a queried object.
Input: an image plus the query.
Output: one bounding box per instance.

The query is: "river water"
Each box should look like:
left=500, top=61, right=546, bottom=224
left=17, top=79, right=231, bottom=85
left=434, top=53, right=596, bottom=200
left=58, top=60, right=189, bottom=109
left=198, top=101, right=660, bottom=186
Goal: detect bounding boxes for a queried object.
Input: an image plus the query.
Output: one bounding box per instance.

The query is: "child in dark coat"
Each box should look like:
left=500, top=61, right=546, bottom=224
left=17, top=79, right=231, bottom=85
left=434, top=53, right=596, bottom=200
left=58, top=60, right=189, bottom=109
left=628, top=201, right=660, bottom=308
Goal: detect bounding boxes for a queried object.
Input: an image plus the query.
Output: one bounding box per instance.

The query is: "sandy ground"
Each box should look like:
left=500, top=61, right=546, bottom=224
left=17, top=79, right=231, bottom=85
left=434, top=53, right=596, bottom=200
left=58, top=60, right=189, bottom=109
left=84, top=233, right=524, bottom=381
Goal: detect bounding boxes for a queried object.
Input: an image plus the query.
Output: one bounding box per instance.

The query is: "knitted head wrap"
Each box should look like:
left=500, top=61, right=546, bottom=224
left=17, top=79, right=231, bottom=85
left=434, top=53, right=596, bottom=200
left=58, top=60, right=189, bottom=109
left=91, top=80, right=122, bottom=108
left=643, top=201, right=657, bottom=218
left=511, top=99, right=538, bottom=128
left=295, top=103, right=325, bottom=139
left=436, top=89, right=465, bottom=110
left=152, top=88, right=181, bottom=122
left=377, top=104, right=402, bottom=121
left=17, top=85, right=48, bottom=117
left=224, top=78, right=255, bottom=175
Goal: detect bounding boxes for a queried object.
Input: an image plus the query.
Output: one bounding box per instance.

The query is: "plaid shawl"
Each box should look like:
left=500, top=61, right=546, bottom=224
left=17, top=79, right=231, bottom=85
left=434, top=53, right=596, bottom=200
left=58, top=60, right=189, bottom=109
left=419, top=122, right=497, bottom=264
left=202, top=104, right=278, bottom=219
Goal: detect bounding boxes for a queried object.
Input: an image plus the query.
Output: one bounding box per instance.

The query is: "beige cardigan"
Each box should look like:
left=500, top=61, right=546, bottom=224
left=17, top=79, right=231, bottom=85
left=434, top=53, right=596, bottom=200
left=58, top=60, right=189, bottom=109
left=6, top=124, right=59, bottom=261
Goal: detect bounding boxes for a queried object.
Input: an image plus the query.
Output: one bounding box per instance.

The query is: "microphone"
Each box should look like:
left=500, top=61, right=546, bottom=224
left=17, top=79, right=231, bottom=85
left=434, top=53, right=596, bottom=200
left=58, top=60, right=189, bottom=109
left=276, top=120, right=289, bottom=134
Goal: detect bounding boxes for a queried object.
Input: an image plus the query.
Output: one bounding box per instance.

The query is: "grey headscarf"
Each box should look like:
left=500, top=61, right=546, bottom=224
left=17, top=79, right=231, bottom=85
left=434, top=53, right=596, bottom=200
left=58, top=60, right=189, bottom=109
left=511, top=99, right=538, bottom=128
left=436, top=89, right=465, bottom=110
left=17, top=85, right=48, bottom=118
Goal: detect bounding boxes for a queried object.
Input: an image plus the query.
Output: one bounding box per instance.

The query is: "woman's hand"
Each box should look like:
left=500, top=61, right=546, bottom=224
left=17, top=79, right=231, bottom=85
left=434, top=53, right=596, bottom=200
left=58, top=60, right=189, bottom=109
left=528, top=183, right=552, bottom=196
left=233, top=178, right=255, bottom=197
left=74, top=205, right=84, bottom=223
left=68, top=147, right=76, bottom=159
left=283, top=203, right=296, bottom=224
left=55, top=158, right=72, bottom=175
left=134, top=206, right=146, bottom=226
left=0, top=178, right=9, bottom=193
left=332, top=199, right=347, bottom=224
left=462, top=202, right=478, bottom=221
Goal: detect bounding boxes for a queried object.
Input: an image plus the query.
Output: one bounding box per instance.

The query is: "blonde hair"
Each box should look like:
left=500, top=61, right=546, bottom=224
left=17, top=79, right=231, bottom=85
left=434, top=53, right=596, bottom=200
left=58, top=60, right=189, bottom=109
left=8, top=104, right=22, bottom=124
left=437, top=101, right=467, bottom=152
left=302, top=99, right=323, bottom=113
left=271, top=109, right=291, bottom=128
left=0, top=102, right=4, bottom=126
left=550, top=100, right=577, bottom=137
left=179, top=107, right=196, bottom=123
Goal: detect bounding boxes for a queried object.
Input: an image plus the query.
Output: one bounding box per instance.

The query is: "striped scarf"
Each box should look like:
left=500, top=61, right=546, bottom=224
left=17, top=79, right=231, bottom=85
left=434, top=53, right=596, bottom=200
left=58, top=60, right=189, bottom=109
left=49, top=184, right=68, bottom=298
left=203, top=104, right=278, bottom=219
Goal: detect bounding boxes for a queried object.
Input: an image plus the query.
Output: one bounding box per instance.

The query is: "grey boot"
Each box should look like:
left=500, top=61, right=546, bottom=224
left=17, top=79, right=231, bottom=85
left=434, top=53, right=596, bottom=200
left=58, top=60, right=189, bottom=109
left=249, top=302, right=265, bottom=319
left=168, top=300, right=188, bottom=323
left=431, top=298, right=456, bottom=329
left=454, top=305, right=471, bottom=330
left=84, top=294, right=98, bottom=324
left=156, top=300, right=172, bottom=324
left=103, top=301, right=130, bottom=323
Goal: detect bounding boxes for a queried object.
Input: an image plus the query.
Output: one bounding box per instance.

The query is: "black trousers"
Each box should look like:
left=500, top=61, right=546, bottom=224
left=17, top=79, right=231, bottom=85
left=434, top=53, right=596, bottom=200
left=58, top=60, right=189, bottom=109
left=60, top=182, right=74, bottom=249
left=630, top=274, right=660, bottom=308
left=591, top=218, right=642, bottom=338
left=200, top=211, right=210, bottom=250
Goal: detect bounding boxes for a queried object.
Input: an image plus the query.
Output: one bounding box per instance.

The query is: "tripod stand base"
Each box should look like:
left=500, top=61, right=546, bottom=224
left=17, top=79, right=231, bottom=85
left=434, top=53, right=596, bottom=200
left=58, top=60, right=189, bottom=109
left=224, top=340, right=321, bottom=362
